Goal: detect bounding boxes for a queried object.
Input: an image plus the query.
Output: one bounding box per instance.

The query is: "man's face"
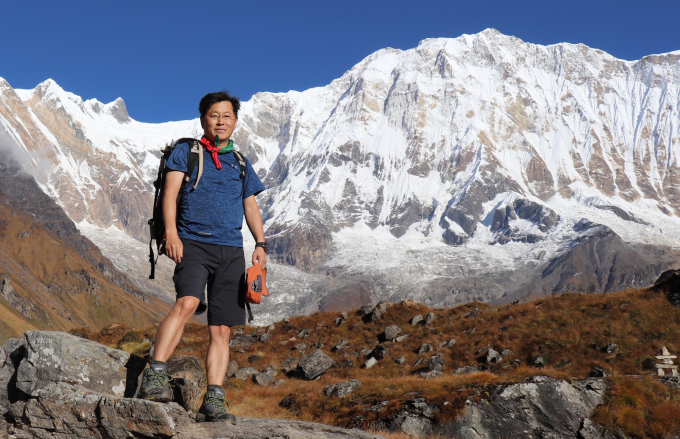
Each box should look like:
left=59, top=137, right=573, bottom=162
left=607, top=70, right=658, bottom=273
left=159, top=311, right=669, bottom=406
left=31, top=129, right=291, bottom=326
left=200, top=101, right=238, bottom=142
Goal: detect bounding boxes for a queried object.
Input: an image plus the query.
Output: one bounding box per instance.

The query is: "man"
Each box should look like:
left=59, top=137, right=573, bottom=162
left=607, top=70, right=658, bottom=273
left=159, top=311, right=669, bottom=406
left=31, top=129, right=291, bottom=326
left=139, top=91, right=267, bottom=423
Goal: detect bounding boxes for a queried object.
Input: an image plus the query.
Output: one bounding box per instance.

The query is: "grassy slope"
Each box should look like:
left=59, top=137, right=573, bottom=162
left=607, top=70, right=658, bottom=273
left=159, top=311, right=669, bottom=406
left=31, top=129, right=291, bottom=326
left=0, top=202, right=170, bottom=343
left=86, top=287, right=680, bottom=438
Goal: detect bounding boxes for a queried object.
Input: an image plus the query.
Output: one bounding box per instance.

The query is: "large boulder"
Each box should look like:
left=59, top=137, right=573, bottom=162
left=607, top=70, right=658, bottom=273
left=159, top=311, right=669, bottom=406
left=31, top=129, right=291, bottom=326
left=298, top=349, right=334, bottom=380
left=16, top=331, right=145, bottom=398
left=8, top=381, right=190, bottom=439
left=166, top=355, right=205, bottom=413
left=0, top=338, right=26, bottom=415
left=443, top=376, right=608, bottom=438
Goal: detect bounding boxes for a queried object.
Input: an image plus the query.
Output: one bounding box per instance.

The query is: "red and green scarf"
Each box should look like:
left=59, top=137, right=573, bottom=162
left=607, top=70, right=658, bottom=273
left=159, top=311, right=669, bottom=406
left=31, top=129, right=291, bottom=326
left=199, top=135, right=234, bottom=170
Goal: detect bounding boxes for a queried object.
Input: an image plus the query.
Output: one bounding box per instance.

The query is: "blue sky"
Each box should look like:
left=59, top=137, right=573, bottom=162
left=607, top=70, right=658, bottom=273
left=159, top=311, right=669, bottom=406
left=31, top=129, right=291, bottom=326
left=2, top=1, right=678, bottom=123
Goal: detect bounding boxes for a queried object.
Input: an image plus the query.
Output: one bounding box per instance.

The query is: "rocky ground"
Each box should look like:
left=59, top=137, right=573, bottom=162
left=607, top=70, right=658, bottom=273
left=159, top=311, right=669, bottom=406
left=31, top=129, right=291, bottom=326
left=3, top=281, right=680, bottom=438
left=0, top=330, right=615, bottom=439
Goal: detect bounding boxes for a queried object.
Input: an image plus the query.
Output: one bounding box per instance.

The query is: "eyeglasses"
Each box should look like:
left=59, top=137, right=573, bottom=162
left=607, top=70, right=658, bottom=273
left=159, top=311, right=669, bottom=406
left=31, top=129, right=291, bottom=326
left=207, top=114, right=236, bottom=122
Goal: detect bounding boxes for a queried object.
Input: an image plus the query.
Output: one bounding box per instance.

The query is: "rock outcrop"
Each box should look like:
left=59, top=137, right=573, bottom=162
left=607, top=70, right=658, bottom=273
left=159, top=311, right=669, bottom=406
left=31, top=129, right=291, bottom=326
left=0, top=332, right=384, bottom=439
left=443, top=376, right=610, bottom=439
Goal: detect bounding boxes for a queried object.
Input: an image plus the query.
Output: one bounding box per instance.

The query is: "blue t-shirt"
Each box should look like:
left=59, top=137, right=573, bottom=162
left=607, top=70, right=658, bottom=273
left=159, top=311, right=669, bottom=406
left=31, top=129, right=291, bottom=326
left=165, top=140, right=265, bottom=247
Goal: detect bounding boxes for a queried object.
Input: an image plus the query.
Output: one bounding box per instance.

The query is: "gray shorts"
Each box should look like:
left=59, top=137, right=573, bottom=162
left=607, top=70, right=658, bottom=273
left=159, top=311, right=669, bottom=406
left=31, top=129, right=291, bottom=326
left=173, top=238, right=246, bottom=326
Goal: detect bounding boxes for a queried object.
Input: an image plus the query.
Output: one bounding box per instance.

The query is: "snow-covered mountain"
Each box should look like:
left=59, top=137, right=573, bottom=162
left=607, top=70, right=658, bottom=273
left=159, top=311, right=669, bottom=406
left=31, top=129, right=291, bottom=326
left=1, top=29, right=679, bottom=322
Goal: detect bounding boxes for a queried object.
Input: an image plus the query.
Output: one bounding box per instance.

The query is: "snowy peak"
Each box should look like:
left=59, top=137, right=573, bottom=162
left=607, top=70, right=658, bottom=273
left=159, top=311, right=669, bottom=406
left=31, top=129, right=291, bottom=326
left=0, top=30, right=678, bottom=309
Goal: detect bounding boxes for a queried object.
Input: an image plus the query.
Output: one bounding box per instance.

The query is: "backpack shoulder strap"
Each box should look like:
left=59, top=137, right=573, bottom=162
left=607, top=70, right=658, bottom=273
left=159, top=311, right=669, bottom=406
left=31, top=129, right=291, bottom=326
left=172, top=138, right=203, bottom=189
left=232, top=150, right=247, bottom=180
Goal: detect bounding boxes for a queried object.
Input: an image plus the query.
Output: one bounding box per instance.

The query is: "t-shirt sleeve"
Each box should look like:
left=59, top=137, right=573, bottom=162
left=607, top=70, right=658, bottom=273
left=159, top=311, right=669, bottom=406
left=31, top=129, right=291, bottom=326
left=165, top=142, right=189, bottom=173
left=243, top=158, right=266, bottom=199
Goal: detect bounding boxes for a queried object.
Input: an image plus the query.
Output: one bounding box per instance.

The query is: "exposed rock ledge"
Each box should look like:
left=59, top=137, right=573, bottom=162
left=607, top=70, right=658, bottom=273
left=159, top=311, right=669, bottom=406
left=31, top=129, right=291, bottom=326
left=0, top=331, right=615, bottom=438
left=0, top=331, right=383, bottom=439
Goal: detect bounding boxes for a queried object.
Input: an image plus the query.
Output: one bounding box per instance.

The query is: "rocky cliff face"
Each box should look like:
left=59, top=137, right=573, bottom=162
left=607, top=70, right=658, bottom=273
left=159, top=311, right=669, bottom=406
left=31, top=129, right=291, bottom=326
left=1, top=29, right=679, bottom=317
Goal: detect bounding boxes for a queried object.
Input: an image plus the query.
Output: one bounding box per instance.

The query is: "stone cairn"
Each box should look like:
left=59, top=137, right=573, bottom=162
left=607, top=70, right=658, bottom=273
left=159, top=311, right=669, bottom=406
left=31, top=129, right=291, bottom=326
left=656, top=346, right=678, bottom=377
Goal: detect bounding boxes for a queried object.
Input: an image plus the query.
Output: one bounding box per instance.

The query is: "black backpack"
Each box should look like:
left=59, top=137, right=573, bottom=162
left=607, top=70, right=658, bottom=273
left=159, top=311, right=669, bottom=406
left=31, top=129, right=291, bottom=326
left=148, top=138, right=247, bottom=279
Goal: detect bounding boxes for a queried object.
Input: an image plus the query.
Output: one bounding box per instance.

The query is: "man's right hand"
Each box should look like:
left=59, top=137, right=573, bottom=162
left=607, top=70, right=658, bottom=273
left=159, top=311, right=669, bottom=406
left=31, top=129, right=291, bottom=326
left=165, top=233, right=183, bottom=264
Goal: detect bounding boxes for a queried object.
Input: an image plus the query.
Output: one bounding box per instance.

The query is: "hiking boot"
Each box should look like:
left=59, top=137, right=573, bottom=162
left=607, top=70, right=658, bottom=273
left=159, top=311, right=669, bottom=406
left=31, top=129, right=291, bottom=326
left=197, top=386, right=236, bottom=424
left=138, top=362, right=173, bottom=403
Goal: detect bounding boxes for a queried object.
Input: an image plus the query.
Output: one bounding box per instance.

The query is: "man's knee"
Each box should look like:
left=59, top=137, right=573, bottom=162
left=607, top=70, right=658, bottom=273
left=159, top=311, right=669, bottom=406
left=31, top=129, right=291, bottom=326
left=209, top=325, right=231, bottom=344
left=174, top=296, right=200, bottom=319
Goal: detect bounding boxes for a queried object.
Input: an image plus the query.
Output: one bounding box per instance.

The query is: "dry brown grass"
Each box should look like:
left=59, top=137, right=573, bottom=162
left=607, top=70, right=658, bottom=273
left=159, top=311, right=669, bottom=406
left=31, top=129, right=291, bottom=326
left=83, top=287, right=680, bottom=437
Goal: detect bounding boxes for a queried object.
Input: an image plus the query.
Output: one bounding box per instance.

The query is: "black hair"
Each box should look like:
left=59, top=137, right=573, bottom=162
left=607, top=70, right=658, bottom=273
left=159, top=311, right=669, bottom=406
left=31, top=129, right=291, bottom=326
left=198, top=91, right=240, bottom=119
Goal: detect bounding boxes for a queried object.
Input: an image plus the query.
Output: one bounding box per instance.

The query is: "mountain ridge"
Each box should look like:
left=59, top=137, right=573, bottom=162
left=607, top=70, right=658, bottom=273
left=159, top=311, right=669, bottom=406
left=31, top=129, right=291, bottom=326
left=0, top=29, right=679, bottom=321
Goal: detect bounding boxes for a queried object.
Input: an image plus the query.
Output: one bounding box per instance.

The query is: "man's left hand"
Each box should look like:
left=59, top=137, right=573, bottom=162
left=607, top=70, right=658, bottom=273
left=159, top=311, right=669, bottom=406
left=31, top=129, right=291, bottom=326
left=253, top=247, right=267, bottom=269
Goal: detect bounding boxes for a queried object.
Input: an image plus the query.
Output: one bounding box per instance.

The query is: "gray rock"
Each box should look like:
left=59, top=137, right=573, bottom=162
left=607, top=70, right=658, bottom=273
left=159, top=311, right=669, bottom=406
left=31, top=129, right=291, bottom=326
left=412, top=357, right=425, bottom=368
left=476, top=344, right=490, bottom=354
left=447, top=338, right=457, bottom=347
left=366, top=400, right=391, bottom=412
left=365, top=358, right=378, bottom=369
left=437, top=341, right=448, bottom=350
left=0, top=338, right=26, bottom=415
left=371, top=300, right=392, bottom=322
left=384, top=325, right=402, bottom=341
left=263, top=364, right=280, bottom=377
left=166, top=355, right=205, bottom=412
left=446, top=377, right=608, bottom=439
left=299, top=349, right=334, bottom=380
left=234, top=367, right=259, bottom=380
left=229, top=334, right=255, bottom=349
left=259, top=333, right=271, bottom=343
left=267, top=323, right=276, bottom=332
left=425, top=312, right=435, bottom=325
left=410, top=315, right=423, bottom=325
left=334, top=338, right=349, bottom=352
left=178, top=417, right=387, bottom=438
left=274, top=379, right=287, bottom=388
left=417, top=344, right=433, bottom=355
left=486, top=349, right=500, bottom=363
left=394, top=334, right=410, bottom=343
left=17, top=331, right=143, bottom=398
left=395, top=356, right=406, bottom=364
left=254, top=372, right=274, bottom=386
left=281, top=357, right=299, bottom=373
left=388, top=397, right=437, bottom=438
left=501, top=348, right=514, bottom=357
left=427, top=354, right=445, bottom=372
left=295, top=342, right=308, bottom=352
left=533, top=356, right=545, bottom=368
left=360, top=305, right=374, bottom=315
left=226, top=360, right=239, bottom=378
left=298, top=329, right=310, bottom=339
left=9, top=381, right=189, bottom=439
left=455, top=366, right=479, bottom=375
left=323, top=379, right=362, bottom=397
left=605, top=344, right=618, bottom=353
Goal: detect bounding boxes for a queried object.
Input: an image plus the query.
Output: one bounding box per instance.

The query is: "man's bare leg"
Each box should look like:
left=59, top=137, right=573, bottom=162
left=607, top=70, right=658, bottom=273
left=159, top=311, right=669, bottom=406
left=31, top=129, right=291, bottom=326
left=153, top=296, right=200, bottom=362
left=197, top=325, right=236, bottom=423
left=206, top=325, right=231, bottom=385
